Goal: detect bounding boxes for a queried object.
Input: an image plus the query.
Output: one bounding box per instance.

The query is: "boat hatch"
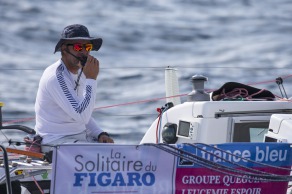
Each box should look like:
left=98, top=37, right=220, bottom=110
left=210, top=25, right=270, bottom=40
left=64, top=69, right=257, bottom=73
left=215, top=109, right=292, bottom=118
left=231, top=117, right=270, bottom=143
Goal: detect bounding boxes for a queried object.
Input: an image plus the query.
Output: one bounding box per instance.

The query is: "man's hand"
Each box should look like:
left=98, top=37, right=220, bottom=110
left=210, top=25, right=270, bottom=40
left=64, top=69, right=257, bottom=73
left=98, top=133, right=114, bottom=143
left=83, top=55, right=99, bottom=80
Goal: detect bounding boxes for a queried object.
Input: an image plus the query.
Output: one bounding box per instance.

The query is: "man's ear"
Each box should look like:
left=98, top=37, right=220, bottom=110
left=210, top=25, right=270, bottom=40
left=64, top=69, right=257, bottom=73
left=61, top=45, right=68, bottom=55
left=61, top=44, right=65, bottom=52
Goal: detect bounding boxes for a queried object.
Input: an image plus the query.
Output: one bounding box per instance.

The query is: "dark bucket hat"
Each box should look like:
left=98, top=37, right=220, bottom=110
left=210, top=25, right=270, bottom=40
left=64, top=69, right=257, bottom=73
left=54, top=24, right=102, bottom=53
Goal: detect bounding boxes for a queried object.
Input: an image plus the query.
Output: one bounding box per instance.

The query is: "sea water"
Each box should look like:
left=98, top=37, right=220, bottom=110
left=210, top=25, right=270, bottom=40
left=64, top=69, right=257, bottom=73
left=0, top=0, right=292, bottom=144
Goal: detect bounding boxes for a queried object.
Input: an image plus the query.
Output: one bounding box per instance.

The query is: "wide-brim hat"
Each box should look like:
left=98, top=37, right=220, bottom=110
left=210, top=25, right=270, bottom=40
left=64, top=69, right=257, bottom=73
left=54, top=24, right=102, bottom=53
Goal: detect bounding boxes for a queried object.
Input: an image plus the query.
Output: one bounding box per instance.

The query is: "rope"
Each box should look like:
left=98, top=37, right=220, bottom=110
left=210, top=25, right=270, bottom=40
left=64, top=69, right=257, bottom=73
left=1, top=94, right=187, bottom=125
left=31, top=172, right=45, bottom=194
left=217, top=88, right=275, bottom=101
left=93, top=94, right=187, bottom=110
left=74, top=67, right=84, bottom=91
left=155, top=108, right=162, bottom=144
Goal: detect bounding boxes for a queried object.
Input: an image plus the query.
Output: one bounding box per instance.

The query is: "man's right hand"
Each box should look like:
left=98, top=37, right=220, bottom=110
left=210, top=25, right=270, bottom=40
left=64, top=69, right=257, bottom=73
left=83, top=55, right=99, bottom=80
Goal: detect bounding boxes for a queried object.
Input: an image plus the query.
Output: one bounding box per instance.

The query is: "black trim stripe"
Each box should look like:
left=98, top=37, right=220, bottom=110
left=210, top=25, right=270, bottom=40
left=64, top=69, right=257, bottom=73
left=56, top=64, right=92, bottom=114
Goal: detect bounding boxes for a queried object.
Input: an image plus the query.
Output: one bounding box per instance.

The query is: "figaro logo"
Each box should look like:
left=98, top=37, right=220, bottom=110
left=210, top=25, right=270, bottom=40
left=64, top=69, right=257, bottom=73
left=74, top=172, right=155, bottom=187
left=72, top=149, right=157, bottom=187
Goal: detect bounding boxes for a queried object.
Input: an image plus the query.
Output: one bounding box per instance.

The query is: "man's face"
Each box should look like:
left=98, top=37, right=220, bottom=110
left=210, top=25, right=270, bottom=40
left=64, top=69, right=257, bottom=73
left=62, top=40, right=92, bottom=68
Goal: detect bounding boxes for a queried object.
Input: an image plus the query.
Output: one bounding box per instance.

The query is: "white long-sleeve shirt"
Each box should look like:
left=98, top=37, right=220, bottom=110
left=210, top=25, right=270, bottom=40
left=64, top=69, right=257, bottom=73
left=35, top=59, right=103, bottom=144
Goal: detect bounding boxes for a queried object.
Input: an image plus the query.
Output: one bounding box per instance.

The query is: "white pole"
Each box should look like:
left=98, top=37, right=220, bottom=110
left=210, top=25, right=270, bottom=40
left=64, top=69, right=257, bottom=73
left=165, top=67, right=181, bottom=106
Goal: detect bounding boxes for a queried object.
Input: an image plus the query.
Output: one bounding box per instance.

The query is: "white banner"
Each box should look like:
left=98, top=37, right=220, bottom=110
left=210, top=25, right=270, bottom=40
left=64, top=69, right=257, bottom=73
left=50, top=143, right=292, bottom=194
left=51, top=144, right=176, bottom=194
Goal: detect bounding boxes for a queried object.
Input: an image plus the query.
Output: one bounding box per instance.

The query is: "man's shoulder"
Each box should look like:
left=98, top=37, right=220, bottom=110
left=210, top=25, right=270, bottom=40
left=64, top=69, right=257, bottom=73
left=43, top=60, right=64, bottom=75
left=45, top=59, right=63, bottom=71
left=41, top=60, right=65, bottom=83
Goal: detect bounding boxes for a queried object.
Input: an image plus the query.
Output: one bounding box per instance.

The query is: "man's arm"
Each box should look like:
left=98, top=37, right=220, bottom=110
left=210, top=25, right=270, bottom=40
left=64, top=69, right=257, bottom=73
left=86, top=118, right=114, bottom=143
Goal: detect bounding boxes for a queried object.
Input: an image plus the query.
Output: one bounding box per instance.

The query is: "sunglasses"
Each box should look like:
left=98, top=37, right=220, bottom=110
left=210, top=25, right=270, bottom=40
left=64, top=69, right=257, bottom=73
left=67, top=43, right=93, bottom=52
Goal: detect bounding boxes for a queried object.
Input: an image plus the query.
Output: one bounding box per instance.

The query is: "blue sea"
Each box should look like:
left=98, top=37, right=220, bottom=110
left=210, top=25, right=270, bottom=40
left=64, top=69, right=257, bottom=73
left=0, top=0, right=292, bottom=144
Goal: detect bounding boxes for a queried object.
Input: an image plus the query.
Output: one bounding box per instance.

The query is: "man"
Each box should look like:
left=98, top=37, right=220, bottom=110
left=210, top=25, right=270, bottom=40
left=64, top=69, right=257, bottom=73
left=35, top=24, right=113, bottom=152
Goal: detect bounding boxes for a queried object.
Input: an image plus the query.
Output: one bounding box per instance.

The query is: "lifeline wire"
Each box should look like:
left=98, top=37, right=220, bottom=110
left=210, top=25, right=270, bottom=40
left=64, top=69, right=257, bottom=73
left=163, top=143, right=291, bottom=181
left=145, top=143, right=277, bottom=181
left=143, top=143, right=292, bottom=182
left=184, top=143, right=285, bottom=176
left=2, top=74, right=292, bottom=124
left=180, top=143, right=292, bottom=181
left=184, top=143, right=292, bottom=179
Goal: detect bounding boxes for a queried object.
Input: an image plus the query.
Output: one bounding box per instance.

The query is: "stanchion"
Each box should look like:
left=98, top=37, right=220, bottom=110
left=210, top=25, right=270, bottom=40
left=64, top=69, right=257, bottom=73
left=0, top=144, right=12, bottom=194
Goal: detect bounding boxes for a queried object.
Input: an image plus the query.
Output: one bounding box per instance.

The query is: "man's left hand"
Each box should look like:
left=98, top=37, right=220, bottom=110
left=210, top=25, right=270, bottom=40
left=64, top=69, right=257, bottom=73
left=98, top=134, right=114, bottom=143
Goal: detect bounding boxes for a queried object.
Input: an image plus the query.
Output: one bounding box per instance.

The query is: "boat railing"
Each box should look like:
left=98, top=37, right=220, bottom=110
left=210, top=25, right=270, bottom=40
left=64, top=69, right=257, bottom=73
left=0, top=102, right=36, bottom=135
left=0, top=102, right=50, bottom=193
left=0, top=145, right=12, bottom=194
